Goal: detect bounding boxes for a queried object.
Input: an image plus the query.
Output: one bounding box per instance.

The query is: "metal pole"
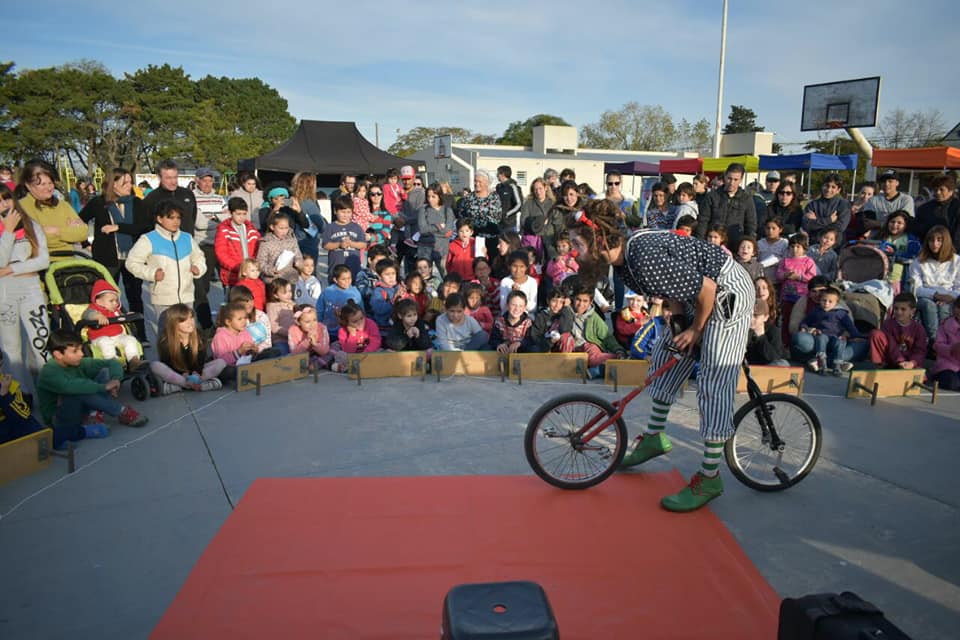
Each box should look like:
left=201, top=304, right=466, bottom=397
left=375, top=122, right=380, bottom=147
left=712, top=0, right=728, bottom=158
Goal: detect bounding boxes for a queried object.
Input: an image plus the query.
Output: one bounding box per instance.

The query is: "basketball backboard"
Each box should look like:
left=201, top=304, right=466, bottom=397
left=433, top=135, right=452, bottom=159
left=801, top=76, right=881, bottom=131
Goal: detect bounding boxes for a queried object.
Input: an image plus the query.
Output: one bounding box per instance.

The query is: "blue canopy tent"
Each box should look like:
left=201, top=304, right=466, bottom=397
left=759, top=153, right=859, bottom=198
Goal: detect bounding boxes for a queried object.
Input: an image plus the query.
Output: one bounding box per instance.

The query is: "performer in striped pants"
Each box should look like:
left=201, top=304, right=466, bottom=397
left=569, top=200, right=754, bottom=512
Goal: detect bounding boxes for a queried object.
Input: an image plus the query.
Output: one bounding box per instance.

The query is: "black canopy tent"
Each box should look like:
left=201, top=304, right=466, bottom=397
left=239, top=120, right=423, bottom=186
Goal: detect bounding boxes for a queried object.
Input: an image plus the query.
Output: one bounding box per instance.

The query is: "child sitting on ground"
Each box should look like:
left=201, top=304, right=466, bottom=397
left=528, top=288, right=575, bottom=353
left=446, top=219, right=482, bottom=281
left=759, top=216, right=789, bottom=282
left=874, top=211, right=921, bottom=294
left=472, top=256, right=500, bottom=315
left=37, top=330, right=147, bottom=448
left=212, top=302, right=259, bottom=366
left=316, top=264, right=363, bottom=337
left=545, top=233, right=579, bottom=289
left=868, top=292, right=927, bottom=370
left=614, top=290, right=649, bottom=348
left=746, top=300, right=790, bottom=367
left=258, top=210, right=303, bottom=285
left=806, top=227, right=840, bottom=283
left=930, top=297, right=960, bottom=390
left=397, top=271, right=429, bottom=318
left=0, top=351, right=44, bottom=445
left=425, top=272, right=463, bottom=327
left=462, top=282, right=494, bottom=334
left=294, top=254, right=323, bottom=307
left=369, top=259, right=402, bottom=330
left=799, top=285, right=862, bottom=375
left=287, top=304, right=331, bottom=370
left=151, top=303, right=226, bottom=395
left=266, top=278, right=296, bottom=353
left=383, top=298, right=433, bottom=352
left=331, top=300, right=382, bottom=371
left=630, top=299, right=672, bottom=360
left=673, top=215, right=697, bottom=237
left=735, top=237, right=763, bottom=282
left=415, top=257, right=442, bottom=297
left=355, top=244, right=390, bottom=308
left=499, top=250, right=538, bottom=317
left=229, top=285, right=280, bottom=358
left=82, top=279, right=143, bottom=371
left=214, top=196, right=261, bottom=290
left=489, top=290, right=534, bottom=354
left=236, top=258, right=266, bottom=311
left=570, top=286, right=626, bottom=371
left=435, top=293, right=489, bottom=351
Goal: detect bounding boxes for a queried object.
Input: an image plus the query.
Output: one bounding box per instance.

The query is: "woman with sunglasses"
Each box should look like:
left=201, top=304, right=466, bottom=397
left=365, top=185, right=393, bottom=247
left=17, top=159, right=88, bottom=262
left=763, top=183, right=803, bottom=234
left=0, top=183, right=50, bottom=394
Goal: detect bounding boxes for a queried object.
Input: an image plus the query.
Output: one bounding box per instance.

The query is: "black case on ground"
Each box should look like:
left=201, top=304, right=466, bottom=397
left=778, top=591, right=912, bottom=640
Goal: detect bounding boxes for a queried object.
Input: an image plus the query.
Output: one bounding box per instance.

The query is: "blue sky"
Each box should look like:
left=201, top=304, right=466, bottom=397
left=7, top=0, right=957, bottom=153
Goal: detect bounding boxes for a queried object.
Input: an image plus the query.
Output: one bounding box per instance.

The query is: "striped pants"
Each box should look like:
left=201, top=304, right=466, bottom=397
left=647, top=258, right=755, bottom=441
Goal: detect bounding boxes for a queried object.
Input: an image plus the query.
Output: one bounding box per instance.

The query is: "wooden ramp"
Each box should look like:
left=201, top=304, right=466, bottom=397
left=237, top=354, right=312, bottom=395
left=508, top=353, right=588, bottom=384
left=846, top=368, right=937, bottom=405
left=0, top=429, right=74, bottom=486
left=432, top=352, right=507, bottom=380
left=737, top=366, right=804, bottom=396
left=347, top=352, right=427, bottom=384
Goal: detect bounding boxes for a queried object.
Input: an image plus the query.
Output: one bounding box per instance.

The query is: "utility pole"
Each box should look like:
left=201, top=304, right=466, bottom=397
left=712, top=0, right=728, bottom=158
left=375, top=122, right=380, bottom=147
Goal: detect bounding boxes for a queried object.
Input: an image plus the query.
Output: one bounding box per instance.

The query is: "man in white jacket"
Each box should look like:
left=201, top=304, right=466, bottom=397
left=125, top=201, right=206, bottom=346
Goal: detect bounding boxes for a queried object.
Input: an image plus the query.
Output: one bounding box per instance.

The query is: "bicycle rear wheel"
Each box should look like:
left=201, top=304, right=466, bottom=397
left=524, top=393, right=627, bottom=490
left=725, top=393, right=821, bottom=492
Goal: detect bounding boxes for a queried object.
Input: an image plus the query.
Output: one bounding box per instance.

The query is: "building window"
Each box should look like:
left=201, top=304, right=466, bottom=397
left=516, top=171, right=527, bottom=186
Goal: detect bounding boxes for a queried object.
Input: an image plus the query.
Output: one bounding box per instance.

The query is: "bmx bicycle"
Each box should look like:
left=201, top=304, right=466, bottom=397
left=524, top=348, right=821, bottom=492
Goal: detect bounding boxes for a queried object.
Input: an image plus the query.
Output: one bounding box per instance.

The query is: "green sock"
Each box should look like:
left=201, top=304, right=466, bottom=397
left=643, top=398, right=671, bottom=436
left=701, top=440, right=725, bottom=477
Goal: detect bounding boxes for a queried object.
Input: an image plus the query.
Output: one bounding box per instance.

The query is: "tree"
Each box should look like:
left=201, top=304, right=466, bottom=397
left=580, top=102, right=677, bottom=151
left=876, top=107, right=946, bottom=149
left=723, top=105, right=764, bottom=134
left=497, top=114, right=570, bottom=146
left=674, top=118, right=713, bottom=155
left=388, top=127, right=491, bottom=157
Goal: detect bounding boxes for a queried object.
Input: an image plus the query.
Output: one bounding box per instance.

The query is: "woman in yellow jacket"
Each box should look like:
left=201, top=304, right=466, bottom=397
left=17, top=160, right=88, bottom=262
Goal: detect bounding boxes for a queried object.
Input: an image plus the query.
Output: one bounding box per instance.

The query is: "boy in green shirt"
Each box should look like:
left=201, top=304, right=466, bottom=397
left=37, top=330, right=148, bottom=448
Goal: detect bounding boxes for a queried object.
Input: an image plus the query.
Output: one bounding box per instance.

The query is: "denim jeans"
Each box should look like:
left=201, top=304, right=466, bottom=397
left=916, top=297, right=951, bottom=341
left=52, top=368, right=124, bottom=435
left=792, top=332, right=868, bottom=364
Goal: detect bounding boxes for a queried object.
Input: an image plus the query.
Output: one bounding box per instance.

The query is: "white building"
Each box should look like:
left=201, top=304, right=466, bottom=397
left=409, top=125, right=697, bottom=197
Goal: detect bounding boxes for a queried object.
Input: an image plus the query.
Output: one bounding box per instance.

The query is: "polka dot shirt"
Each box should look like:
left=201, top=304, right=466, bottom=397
left=617, top=232, right=728, bottom=305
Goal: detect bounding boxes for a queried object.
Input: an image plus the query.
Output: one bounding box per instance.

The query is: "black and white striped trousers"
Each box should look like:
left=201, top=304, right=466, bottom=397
left=647, top=258, right=755, bottom=441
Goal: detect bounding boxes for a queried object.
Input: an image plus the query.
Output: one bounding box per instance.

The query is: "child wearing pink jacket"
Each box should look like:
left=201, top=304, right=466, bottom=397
left=777, top=234, right=818, bottom=344
left=329, top=300, right=382, bottom=372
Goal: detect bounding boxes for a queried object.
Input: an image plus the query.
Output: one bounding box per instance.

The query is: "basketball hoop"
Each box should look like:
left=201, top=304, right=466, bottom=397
left=826, top=120, right=846, bottom=130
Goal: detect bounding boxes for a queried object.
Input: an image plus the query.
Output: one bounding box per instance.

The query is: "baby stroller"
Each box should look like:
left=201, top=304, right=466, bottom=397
left=837, top=243, right=892, bottom=333
left=45, top=256, right=159, bottom=401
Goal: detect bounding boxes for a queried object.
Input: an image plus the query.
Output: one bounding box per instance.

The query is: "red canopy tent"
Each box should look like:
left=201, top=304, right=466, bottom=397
left=659, top=158, right=703, bottom=174
left=871, top=146, right=960, bottom=170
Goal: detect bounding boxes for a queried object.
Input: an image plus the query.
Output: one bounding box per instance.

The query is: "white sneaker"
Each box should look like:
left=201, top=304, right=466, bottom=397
left=160, top=381, right=181, bottom=396
left=807, top=358, right=820, bottom=373
left=200, top=378, right=223, bottom=391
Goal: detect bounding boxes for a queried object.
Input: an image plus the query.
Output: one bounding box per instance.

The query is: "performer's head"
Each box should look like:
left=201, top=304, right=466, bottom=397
left=566, top=198, right=625, bottom=285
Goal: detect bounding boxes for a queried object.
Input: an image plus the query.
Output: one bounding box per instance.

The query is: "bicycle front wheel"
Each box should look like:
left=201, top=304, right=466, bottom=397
left=725, top=393, right=821, bottom=492
left=524, top=393, right=627, bottom=490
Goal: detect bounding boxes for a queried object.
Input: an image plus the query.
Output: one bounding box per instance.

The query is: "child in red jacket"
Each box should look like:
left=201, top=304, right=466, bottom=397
left=81, top=279, right=143, bottom=370
left=214, top=197, right=261, bottom=287
left=614, top=290, right=649, bottom=348
left=235, top=259, right=266, bottom=311
left=869, top=293, right=928, bottom=369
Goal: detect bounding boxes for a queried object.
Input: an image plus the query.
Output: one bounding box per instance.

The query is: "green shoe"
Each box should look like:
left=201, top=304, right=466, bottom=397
left=661, top=472, right=723, bottom=512
left=619, top=432, right=672, bottom=469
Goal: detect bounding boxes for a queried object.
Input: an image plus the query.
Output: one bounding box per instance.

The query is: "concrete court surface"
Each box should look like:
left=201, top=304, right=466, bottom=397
left=0, top=368, right=958, bottom=639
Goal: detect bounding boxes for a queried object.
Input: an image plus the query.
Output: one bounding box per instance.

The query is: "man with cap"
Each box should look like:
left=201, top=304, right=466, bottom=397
left=758, top=171, right=780, bottom=205
left=864, top=169, right=915, bottom=231
left=143, top=159, right=198, bottom=236
left=192, top=167, right=228, bottom=329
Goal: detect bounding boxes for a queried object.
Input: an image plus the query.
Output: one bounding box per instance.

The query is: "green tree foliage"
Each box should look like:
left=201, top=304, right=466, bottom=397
left=722, top=105, right=764, bottom=134
left=0, top=60, right=296, bottom=176
left=388, top=127, right=493, bottom=157
left=580, top=102, right=711, bottom=153
left=497, top=114, right=570, bottom=146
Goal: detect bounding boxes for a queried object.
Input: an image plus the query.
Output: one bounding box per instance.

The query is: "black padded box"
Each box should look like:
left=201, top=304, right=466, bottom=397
left=442, top=581, right=559, bottom=640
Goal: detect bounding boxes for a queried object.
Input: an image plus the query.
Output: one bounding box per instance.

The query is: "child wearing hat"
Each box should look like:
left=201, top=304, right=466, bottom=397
left=82, top=279, right=144, bottom=371
left=614, top=290, right=650, bottom=348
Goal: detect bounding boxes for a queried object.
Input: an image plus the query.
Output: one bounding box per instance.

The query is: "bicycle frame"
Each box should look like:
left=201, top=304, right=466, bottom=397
left=575, top=357, right=786, bottom=452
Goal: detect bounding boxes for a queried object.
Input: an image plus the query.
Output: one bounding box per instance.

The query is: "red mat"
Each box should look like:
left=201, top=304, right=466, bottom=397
left=153, top=473, right=779, bottom=639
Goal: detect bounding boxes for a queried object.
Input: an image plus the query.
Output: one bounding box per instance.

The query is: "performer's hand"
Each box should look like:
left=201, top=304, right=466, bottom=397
left=673, top=327, right=701, bottom=353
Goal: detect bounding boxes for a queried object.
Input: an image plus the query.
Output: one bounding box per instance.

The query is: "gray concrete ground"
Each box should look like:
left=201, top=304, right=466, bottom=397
left=0, top=367, right=957, bottom=639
